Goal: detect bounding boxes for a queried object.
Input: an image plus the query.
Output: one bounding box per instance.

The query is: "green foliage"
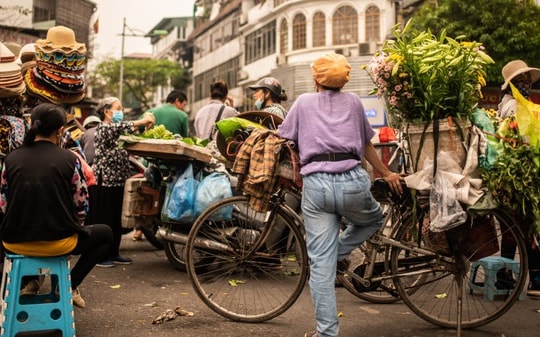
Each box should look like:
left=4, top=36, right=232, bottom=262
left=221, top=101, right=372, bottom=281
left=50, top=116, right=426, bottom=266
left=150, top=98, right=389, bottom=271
left=480, top=142, right=540, bottom=235
left=411, top=0, right=540, bottom=86
left=140, top=125, right=174, bottom=140
left=90, top=58, right=187, bottom=110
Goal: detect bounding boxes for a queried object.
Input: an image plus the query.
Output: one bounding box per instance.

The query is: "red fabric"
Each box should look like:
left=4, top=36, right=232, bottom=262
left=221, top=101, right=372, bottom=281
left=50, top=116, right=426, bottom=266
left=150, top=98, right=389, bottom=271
left=375, top=127, right=397, bottom=178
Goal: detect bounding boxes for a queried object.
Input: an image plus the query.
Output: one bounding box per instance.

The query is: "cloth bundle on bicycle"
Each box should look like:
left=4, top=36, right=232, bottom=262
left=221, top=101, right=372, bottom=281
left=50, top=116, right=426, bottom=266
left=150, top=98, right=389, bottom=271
left=406, top=150, right=485, bottom=232
left=232, top=128, right=293, bottom=213
left=162, top=163, right=233, bottom=223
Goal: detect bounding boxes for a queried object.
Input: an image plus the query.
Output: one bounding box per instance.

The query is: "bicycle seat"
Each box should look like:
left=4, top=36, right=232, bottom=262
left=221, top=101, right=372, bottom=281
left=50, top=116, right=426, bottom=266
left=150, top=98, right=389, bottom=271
left=371, top=178, right=410, bottom=203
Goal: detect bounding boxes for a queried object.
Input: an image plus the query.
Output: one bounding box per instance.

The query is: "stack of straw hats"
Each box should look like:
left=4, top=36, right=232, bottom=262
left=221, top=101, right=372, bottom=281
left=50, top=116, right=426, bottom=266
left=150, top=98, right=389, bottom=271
left=24, top=25, right=87, bottom=105
left=0, top=42, right=25, bottom=98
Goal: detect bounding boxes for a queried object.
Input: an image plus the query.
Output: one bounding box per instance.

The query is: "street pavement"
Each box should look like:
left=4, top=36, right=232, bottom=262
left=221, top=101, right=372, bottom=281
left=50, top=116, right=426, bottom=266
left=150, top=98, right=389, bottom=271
left=70, top=232, right=540, bottom=337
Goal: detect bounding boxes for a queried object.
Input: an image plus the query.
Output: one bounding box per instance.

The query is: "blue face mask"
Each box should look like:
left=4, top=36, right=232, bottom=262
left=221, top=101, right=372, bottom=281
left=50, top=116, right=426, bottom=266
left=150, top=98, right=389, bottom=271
left=111, top=110, right=124, bottom=123
left=255, top=99, right=264, bottom=110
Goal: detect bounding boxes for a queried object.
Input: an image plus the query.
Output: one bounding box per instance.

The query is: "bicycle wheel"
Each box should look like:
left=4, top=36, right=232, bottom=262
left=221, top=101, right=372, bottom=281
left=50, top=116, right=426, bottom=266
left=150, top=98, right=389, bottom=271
left=186, top=195, right=309, bottom=322
left=391, top=209, right=528, bottom=329
left=337, top=201, right=401, bottom=303
left=338, top=181, right=425, bottom=303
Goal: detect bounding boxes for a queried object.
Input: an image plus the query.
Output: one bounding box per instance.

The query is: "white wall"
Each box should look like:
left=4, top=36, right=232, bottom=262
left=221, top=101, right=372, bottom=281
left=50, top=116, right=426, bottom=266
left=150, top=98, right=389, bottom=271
left=0, top=0, right=33, bottom=28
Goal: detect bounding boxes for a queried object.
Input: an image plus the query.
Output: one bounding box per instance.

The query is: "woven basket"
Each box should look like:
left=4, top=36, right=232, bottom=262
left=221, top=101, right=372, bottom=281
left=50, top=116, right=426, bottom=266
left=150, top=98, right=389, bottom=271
left=421, top=216, right=451, bottom=255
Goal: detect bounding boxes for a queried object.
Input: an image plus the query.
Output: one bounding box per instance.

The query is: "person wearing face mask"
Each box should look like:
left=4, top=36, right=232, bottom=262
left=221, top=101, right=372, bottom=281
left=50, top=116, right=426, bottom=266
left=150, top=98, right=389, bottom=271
left=91, top=97, right=155, bottom=268
left=498, top=60, right=540, bottom=118
left=249, top=77, right=288, bottom=118
left=497, top=60, right=540, bottom=297
left=0, top=103, right=113, bottom=308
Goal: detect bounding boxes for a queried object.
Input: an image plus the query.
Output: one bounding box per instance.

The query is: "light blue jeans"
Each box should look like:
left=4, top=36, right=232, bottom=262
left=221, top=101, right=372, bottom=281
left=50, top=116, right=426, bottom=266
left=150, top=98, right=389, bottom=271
left=302, top=166, right=383, bottom=337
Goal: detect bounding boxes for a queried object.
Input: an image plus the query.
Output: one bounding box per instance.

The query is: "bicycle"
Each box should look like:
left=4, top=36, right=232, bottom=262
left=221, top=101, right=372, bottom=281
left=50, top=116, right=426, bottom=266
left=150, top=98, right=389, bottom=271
left=337, top=140, right=414, bottom=304
left=186, top=170, right=528, bottom=330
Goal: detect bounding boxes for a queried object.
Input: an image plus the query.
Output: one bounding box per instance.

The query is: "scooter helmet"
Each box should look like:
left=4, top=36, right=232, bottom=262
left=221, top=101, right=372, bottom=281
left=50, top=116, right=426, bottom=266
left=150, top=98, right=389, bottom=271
left=248, top=77, right=282, bottom=97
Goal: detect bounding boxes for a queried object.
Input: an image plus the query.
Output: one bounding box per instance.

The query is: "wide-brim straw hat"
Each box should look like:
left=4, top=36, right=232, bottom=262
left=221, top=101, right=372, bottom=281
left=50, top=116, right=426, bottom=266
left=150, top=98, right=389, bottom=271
left=24, top=67, right=85, bottom=105
left=17, top=43, right=36, bottom=65
left=4, top=42, right=21, bottom=57
left=0, top=82, right=25, bottom=98
left=216, top=111, right=284, bottom=162
left=0, top=42, right=21, bottom=73
left=501, top=60, right=540, bottom=90
left=35, top=26, right=86, bottom=55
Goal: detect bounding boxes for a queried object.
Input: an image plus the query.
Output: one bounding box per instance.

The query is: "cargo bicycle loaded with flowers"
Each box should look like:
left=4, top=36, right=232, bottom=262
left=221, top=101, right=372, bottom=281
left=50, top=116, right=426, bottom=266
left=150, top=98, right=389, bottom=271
left=365, top=20, right=494, bottom=172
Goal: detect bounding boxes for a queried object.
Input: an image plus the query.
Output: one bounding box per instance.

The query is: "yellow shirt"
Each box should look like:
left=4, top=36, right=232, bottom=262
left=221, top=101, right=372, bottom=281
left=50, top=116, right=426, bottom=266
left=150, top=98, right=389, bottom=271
left=3, top=233, right=78, bottom=256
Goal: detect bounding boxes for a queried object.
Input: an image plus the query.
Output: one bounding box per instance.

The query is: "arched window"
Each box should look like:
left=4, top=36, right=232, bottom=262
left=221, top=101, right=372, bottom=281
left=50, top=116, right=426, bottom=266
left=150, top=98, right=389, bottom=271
left=332, top=5, right=358, bottom=45
left=292, top=14, right=306, bottom=50
left=312, top=12, right=326, bottom=47
left=365, top=5, right=380, bottom=41
left=280, top=19, right=288, bottom=54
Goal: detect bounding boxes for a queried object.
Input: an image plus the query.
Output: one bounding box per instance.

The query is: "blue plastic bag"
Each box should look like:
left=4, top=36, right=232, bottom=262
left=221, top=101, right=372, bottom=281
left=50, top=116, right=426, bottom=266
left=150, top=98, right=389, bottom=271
left=160, top=173, right=178, bottom=223
left=194, top=172, right=233, bottom=220
left=167, top=163, right=199, bottom=223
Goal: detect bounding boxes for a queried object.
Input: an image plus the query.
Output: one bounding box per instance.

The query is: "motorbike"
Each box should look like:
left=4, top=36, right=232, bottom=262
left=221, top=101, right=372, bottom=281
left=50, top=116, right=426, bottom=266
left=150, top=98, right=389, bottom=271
left=122, top=156, right=165, bottom=250
left=121, top=111, right=283, bottom=271
left=122, top=157, right=211, bottom=271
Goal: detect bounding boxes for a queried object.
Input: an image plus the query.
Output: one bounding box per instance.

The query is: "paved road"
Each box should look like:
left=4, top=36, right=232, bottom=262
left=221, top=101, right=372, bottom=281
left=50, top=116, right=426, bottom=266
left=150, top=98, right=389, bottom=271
left=71, top=232, right=540, bottom=337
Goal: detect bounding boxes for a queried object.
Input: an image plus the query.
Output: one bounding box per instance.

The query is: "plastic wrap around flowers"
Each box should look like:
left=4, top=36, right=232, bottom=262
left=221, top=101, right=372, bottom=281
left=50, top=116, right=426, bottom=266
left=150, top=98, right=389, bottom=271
left=364, top=21, right=494, bottom=127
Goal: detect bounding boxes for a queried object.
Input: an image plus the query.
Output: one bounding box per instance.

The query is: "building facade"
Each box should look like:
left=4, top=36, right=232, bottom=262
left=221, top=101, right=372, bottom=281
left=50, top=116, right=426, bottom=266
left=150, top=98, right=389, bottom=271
left=0, top=0, right=97, bottom=57
left=185, top=0, right=400, bottom=121
left=147, top=16, right=195, bottom=106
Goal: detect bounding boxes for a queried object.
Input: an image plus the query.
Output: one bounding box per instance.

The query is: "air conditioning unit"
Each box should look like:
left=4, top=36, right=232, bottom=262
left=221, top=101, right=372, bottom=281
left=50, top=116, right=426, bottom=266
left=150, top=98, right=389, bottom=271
left=238, top=70, right=249, bottom=80
left=239, top=12, right=248, bottom=26
left=276, top=54, right=287, bottom=65
left=335, top=48, right=350, bottom=57
left=359, top=43, right=371, bottom=56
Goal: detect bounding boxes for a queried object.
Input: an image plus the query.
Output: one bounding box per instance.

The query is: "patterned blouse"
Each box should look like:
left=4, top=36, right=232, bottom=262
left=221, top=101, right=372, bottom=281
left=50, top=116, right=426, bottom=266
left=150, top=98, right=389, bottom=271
left=263, top=103, right=287, bottom=119
left=92, top=121, right=136, bottom=187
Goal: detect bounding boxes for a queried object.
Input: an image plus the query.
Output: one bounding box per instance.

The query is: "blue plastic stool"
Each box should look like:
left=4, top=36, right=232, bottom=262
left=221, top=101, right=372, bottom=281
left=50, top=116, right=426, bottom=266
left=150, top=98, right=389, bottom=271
left=468, top=256, right=525, bottom=301
left=0, top=254, right=75, bottom=337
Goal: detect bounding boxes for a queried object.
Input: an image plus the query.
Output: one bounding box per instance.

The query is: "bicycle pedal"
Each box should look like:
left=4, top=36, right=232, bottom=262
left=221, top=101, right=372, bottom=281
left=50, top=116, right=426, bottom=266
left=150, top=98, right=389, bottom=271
left=348, top=272, right=370, bottom=288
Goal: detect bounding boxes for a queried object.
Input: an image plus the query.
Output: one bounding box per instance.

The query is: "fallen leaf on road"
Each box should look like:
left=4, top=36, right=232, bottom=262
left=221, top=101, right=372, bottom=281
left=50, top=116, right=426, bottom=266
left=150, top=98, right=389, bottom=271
left=152, top=307, right=194, bottom=324
left=174, top=307, right=194, bottom=317
left=109, top=285, right=121, bottom=289
left=228, top=279, right=246, bottom=287
left=435, top=293, right=447, bottom=299
left=152, top=309, right=177, bottom=324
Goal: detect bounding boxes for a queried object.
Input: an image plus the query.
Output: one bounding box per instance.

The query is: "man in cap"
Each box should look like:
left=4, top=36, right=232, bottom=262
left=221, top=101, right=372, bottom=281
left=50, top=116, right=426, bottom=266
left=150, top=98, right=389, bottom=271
left=142, top=90, right=189, bottom=137
left=277, top=53, right=402, bottom=337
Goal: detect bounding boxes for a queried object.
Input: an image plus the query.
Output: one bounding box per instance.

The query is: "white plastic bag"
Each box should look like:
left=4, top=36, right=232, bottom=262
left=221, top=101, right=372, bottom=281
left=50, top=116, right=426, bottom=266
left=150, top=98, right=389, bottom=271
left=429, top=153, right=468, bottom=232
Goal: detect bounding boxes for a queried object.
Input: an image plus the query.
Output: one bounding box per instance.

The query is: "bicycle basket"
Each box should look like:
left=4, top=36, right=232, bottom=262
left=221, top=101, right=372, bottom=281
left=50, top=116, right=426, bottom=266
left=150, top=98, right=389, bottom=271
left=216, top=111, right=283, bottom=162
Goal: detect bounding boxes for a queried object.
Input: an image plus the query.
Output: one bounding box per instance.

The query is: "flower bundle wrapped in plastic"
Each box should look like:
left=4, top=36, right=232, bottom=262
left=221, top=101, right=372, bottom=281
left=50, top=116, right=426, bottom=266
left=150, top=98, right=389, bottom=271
left=364, top=20, right=494, bottom=128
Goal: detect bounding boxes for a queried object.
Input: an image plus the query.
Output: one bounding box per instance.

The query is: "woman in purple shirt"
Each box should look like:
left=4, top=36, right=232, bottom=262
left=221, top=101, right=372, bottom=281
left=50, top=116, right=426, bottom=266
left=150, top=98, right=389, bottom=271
left=278, top=53, right=402, bottom=337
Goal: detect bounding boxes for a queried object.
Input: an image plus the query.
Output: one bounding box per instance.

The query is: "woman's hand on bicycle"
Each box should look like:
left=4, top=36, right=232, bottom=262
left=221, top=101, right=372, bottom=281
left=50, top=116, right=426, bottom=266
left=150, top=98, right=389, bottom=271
left=382, top=171, right=403, bottom=195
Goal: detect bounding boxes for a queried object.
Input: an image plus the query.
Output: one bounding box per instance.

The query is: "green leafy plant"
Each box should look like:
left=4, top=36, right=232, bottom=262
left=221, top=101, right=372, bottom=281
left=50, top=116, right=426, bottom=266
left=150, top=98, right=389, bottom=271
left=480, top=138, right=540, bottom=235
left=364, top=20, right=494, bottom=128
left=478, top=83, right=540, bottom=235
